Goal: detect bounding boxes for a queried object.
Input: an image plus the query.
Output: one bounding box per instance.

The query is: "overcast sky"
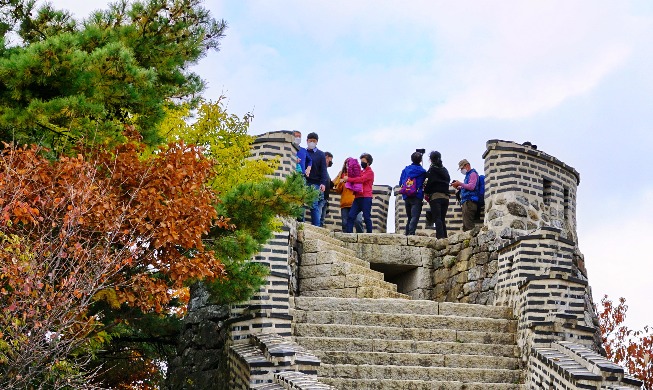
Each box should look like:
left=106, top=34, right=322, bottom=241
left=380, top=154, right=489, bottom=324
left=48, top=0, right=653, bottom=330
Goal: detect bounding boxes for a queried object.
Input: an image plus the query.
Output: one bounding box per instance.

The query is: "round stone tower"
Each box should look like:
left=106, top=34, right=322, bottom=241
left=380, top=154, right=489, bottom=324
left=483, top=140, right=580, bottom=242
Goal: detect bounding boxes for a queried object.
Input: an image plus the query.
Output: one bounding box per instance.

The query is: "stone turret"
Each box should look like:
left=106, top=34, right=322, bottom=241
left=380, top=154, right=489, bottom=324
left=483, top=139, right=579, bottom=242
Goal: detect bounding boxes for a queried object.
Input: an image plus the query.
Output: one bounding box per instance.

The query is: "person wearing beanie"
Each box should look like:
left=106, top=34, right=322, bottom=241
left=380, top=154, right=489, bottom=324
left=423, top=151, right=451, bottom=238
left=398, top=151, right=427, bottom=235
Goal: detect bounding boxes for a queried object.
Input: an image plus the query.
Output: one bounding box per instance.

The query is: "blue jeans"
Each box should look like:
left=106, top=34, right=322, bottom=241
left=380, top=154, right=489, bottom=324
left=309, top=184, right=324, bottom=227
left=404, top=197, right=423, bottom=235
left=318, top=198, right=328, bottom=227
left=346, top=197, right=372, bottom=233
left=341, top=207, right=364, bottom=233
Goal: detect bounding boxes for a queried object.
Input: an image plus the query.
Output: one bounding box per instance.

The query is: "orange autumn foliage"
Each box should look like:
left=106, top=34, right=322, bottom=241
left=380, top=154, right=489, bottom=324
left=0, top=141, right=228, bottom=386
left=599, top=295, right=653, bottom=389
left=0, top=141, right=226, bottom=313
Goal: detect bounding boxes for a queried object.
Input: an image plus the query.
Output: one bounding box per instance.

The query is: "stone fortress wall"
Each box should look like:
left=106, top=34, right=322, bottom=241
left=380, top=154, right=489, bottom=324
left=167, top=133, right=642, bottom=390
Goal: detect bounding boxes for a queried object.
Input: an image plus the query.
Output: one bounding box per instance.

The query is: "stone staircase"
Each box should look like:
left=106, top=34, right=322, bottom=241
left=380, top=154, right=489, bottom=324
left=291, top=297, right=525, bottom=389
left=299, top=225, right=409, bottom=299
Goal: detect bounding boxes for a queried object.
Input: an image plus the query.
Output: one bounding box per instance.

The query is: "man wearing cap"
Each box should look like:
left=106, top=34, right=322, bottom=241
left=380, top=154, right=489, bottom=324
left=451, top=159, right=480, bottom=231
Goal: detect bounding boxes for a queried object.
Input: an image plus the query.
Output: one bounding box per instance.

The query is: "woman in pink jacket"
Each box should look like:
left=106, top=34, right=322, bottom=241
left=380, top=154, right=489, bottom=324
left=344, top=153, right=374, bottom=233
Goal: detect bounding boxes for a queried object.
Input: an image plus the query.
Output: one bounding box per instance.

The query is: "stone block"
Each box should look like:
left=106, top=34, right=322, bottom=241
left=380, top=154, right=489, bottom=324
left=455, top=259, right=469, bottom=273
left=407, top=235, right=434, bottom=247
left=457, top=248, right=472, bottom=262
left=434, top=238, right=449, bottom=250
left=357, top=233, right=407, bottom=245
left=300, top=276, right=346, bottom=291
left=470, top=251, right=490, bottom=266
left=507, top=202, right=527, bottom=217
left=333, top=232, right=358, bottom=243
left=510, top=219, right=526, bottom=230
left=353, top=243, right=426, bottom=267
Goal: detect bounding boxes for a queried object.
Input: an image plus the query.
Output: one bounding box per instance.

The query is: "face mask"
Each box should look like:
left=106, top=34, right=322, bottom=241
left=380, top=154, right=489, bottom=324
left=307, top=142, right=317, bottom=150
left=294, top=137, right=301, bottom=145
left=461, top=168, right=468, bottom=175
left=327, top=161, right=333, bottom=167
left=361, top=162, right=368, bottom=169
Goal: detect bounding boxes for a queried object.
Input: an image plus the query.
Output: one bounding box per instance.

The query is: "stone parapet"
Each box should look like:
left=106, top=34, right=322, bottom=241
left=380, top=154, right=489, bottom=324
left=527, top=341, right=642, bottom=389
left=393, top=187, right=469, bottom=236
left=318, top=185, right=392, bottom=233
left=251, top=130, right=298, bottom=179
left=229, top=333, right=323, bottom=389
left=494, top=229, right=601, bottom=360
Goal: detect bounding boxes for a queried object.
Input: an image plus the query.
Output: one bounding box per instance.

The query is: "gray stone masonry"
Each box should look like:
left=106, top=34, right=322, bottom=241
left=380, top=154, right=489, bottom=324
left=292, top=296, right=524, bottom=389
left=166, top=138, right=639, bottom=390
left=483, top=139, right=579, bottom=242
left=527, top=341, right=642, bottom=389
left=393, top=187, right=470, bottom=236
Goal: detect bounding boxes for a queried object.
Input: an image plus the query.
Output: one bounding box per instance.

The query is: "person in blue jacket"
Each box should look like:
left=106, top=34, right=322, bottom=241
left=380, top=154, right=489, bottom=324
left=398, top=152, right=427, bottom=235
left=452, top=159, right=480, bottom=231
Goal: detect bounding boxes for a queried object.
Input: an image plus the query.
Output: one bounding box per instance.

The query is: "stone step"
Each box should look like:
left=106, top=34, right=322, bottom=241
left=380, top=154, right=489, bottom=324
left=314, top=350, right=520, bottom=370
left=293, top=324, right=515, bottom=345
left=319, top=378, right=526, bottom=390
left=293, top=310, right=516, bottom=334
left=299, top=286, right=410, bottom=300
left=302, top=249, right=370, bottom=269
left=303, top=224, right=343, bottom=245
left=274, top=370, right=336, bottom=389
left=299, top=274, right=399, bottom=293
left=293, top=337, right=519, bottom=358
left=317, top=363, right=523, bottom=383
left=293, top=297, right=514, bottom=319
left=303, top=238, right=359, bottom=258
left=298, top=261, right=385, bottom=281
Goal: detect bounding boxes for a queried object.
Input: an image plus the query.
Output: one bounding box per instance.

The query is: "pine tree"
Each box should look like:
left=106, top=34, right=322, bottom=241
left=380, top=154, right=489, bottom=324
left=0, top=0, right=226, bottom=152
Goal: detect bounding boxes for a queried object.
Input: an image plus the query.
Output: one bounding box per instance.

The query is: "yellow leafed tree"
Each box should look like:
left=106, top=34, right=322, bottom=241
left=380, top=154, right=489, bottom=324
left=161, top=98, right=279, bottom=194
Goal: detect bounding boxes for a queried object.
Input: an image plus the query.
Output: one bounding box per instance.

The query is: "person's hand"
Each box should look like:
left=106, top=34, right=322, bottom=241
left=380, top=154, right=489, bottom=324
left=343, top=176, right=348, bottom=181
left=451, top=180, right=460, bottom=188
left=319, top=184, right=325, bottom=192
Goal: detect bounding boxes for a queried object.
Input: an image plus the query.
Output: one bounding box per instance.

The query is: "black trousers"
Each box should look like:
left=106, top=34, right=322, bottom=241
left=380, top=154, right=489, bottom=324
left=428, top=197, right=449, bottom=238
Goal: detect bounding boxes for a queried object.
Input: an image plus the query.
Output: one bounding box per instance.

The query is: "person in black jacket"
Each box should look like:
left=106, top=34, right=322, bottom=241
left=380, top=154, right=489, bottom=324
left=320, top=151, right=334, bottom=227
left=423, top=151, right=451, bottom=238
left=305, top=132, right=329, bottom=226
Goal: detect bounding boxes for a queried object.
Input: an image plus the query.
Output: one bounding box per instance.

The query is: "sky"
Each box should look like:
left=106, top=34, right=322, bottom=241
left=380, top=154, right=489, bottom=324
left=48, top=0, right=653, bottom=330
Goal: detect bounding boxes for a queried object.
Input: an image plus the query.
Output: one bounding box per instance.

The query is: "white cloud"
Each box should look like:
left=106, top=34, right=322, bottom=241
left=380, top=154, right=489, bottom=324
left=581, top=190, right=653, bottom=331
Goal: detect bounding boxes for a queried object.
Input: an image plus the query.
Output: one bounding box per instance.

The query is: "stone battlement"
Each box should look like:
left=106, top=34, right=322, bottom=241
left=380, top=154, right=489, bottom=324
left=165, top=133, right=641, bottom=390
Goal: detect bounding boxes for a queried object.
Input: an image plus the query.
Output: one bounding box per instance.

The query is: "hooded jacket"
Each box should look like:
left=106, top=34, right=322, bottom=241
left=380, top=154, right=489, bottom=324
left=398, top=163, right=427, bottom=200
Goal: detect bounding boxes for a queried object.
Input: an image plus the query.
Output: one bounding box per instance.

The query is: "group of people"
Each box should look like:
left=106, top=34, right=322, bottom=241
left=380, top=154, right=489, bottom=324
left=293, top=131, right=374, bottom=233
left=293, top=130, right=482, bottom=236
left=398, top=151, right=481, bottom=237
